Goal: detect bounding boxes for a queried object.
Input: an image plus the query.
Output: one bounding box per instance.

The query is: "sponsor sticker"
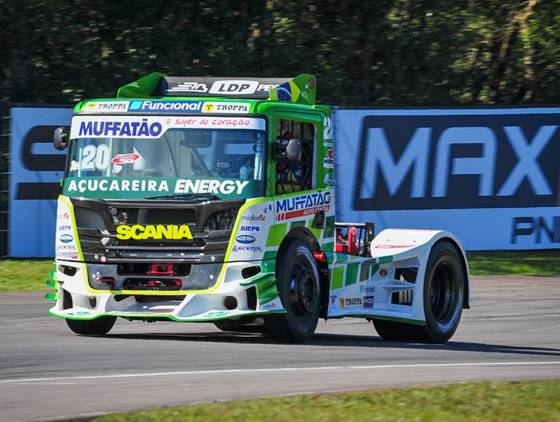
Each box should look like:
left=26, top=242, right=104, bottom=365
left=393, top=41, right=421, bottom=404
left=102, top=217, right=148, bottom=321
left=60, top=234, right=73, bottom=243
left=168, top=81, right=209, bottom=93
left=115, top=224, right=193, bottom=240
left=209, top=80, right=263, bottom=95
left=70, top=116, right=266, bottom=139
left=236, top=234, right=256, bottom=244
left=374, top=244, right=415, bottom=249
left=232, top=245, right=262, bottom=252
left=338, top=296, right=362, bottom=308
left=203, top=102, right=250, bottom=114
left=204, top=310, right=228, bottom=318
left=239, top=225, right=260, bottom=232
left=276, top=191, right=331, bottom=221
left=111, top=153, right=141, bottom=165
left=174, top=179, right=249, bottom=195
left=242, top=214, right=266, bottom=222
left=68, top=311, right=91, bottom=316
left=363, top=296, right=374, bottom=308
left=65, top=178, right=250, bottom=195
left=261, top=302, right=278, bottom=310
left=83, top=101, right=130, bottom=113
left=323, top=116, right=332, bottom=140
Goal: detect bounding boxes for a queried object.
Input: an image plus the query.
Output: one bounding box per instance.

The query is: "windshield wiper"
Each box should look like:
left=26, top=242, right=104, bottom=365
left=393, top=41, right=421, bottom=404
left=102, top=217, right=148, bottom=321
left=145, top=193, right=219, bottom=201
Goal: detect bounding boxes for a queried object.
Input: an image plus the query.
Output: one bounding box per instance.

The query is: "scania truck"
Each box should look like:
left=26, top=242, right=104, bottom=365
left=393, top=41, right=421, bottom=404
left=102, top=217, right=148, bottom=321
left=48, top=73, right=469, bottom=343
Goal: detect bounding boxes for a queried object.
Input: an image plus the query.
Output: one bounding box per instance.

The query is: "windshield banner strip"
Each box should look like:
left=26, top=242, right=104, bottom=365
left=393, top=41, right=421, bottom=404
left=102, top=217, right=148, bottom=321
left=81, top=100, right=251, bottom=114
left=63, top=176, right=259, bottom=200
left=70, top=116, right=265, bottom=139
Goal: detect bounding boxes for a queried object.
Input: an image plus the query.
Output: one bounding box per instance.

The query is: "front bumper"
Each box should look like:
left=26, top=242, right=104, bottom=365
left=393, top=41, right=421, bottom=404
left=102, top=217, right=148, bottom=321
left=48, top=259, right=284, bottom=322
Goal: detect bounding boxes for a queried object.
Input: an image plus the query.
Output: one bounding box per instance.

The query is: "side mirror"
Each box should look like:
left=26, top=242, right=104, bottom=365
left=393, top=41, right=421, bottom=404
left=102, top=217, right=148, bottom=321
left=286, top=138, right=302, bottom=161
left=53, top=127, right=69, bottom=150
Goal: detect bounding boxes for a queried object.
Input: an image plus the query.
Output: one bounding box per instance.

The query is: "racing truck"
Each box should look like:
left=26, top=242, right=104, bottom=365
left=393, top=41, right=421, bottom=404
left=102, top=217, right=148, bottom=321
left=48, top=73, right=469, bottom=343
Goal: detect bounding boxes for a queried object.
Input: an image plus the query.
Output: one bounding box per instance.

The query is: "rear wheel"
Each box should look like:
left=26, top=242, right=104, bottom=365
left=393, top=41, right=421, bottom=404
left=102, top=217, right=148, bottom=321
left=265, top=240, right=321, bottom=343
left=66, top=316, right=117, bottom=335
left=373, top=240, right=465, bottom=344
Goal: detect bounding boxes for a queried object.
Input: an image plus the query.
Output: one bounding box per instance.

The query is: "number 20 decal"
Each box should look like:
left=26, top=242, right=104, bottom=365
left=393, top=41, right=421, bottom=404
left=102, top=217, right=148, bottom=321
left=80, top=144, right=110, bottom=171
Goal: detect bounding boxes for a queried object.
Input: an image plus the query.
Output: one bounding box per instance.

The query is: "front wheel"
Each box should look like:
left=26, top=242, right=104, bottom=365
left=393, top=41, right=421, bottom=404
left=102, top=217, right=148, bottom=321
left=265, top=240, right=321, bottom=343
left=66, top=316, right=117, bottom=335
left=373, top=240, right=465, bottom=344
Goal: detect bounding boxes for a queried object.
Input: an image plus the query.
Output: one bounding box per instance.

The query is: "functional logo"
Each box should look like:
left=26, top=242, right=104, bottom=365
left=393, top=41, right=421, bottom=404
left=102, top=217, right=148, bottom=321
left=236, top=235, right=255, bottom=244
left=59, top=234, right=73, bottom=243
left=116, top=224, right=193, bottom=240
left=129, top=100, right=204, bottom=113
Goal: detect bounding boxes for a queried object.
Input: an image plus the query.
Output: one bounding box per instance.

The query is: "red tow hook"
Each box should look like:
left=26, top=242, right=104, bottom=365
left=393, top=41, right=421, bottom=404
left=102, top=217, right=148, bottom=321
left=312, top=251, right=327, bottom=263
left=147, top=263, right=175, bottom=276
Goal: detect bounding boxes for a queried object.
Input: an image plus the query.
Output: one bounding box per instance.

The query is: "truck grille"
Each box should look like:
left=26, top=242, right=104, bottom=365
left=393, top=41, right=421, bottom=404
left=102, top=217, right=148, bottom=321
left=71, top=197, right=244, bottom=264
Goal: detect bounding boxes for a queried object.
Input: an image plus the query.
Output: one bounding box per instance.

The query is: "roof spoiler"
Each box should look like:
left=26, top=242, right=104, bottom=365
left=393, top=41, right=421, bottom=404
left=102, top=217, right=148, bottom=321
left=117, top=73, right=316, bottom=105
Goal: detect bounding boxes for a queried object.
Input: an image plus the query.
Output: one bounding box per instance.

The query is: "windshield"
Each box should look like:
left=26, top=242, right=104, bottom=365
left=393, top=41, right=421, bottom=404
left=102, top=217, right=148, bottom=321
left=64, top=115, right=266, bottom=200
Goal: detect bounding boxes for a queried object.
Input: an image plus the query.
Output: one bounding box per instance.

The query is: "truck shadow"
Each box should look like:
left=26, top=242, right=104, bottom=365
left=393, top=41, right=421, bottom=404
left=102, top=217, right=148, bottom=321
left=105, top=331, right=560, bottom=358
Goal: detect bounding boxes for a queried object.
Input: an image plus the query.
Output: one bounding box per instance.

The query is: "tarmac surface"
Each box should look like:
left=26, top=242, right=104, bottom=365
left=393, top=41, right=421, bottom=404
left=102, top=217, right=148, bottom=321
left=1, top=276, right=559, bottom=421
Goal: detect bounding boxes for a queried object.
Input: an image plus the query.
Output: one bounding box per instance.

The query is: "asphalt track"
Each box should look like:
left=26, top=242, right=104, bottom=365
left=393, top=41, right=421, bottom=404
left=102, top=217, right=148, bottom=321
left=1, top=276, right=559, bottom=421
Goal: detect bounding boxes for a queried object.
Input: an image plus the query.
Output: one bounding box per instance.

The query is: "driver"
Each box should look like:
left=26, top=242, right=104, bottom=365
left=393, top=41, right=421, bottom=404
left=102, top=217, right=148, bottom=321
left=276, top=131, right=306, bottom=192
left=239, top=156, right=254, bottom=179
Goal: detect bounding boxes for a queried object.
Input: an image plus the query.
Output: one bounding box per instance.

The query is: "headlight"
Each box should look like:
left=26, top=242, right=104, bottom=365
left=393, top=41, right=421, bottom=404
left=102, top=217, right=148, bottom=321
left=204, top=210, right=237, bottom=231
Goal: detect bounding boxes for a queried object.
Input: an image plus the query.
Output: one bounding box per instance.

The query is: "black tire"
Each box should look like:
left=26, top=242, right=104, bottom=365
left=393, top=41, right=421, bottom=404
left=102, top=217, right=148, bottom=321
left=373, top=240, right=465, bottom=344
left=265, top=240, right=321, bottom=343
left=66, top=316, right=117, bottom=335
left=213, top=317, right=266, bottom=333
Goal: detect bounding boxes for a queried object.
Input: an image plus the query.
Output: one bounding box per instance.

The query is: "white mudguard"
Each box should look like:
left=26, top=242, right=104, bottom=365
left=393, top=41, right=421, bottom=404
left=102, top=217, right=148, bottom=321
left=327, top=228, right=470, bottom=325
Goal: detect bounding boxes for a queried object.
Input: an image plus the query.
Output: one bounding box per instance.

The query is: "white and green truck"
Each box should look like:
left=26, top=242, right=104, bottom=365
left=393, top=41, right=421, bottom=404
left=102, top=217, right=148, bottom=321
left=48, top=73, right=469, bottom=343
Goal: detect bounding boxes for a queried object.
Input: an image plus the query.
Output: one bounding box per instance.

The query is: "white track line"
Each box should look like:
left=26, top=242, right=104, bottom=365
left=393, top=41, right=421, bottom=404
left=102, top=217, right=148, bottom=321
left=1, top=361, right=558, bottom=384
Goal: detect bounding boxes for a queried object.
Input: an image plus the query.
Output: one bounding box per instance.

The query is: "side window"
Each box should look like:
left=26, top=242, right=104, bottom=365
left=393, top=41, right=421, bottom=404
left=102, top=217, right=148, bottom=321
left=275, top=119, right=315, bottom=194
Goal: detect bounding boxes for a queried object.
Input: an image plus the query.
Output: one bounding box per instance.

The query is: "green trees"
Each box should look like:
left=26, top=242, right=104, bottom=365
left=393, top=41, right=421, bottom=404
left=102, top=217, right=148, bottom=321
left=1, top=0, right=558, bottom=106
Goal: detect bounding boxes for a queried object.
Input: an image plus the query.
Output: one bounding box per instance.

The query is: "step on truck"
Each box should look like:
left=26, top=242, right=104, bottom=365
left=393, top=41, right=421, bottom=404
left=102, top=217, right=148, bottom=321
left=48, top=73, right=470, bottom=343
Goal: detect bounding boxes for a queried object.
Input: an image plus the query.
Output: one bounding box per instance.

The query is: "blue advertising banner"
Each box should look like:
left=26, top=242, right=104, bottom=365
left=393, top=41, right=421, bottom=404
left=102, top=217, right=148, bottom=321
left=8, top=106, right=560, bottom=255
left=9, top=107, right=72, bottom=257
left=333, top=108, right=560, bottom=250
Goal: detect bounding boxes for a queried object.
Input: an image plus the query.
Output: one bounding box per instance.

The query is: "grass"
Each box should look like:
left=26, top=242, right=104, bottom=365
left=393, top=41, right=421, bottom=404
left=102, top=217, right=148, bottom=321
left=467, top=250, right=560, bottom=276
left=0, top=259, right=54, bottom=292
left=92, top=380, right=560, bottom=422
left=0, top=250, right=559, bottom=292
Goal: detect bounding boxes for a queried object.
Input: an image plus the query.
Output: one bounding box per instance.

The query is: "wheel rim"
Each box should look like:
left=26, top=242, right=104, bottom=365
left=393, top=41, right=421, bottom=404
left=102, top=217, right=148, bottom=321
left=288, top=258, right=318, bottom=317
left=429, top=262, right=458, bottom=328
